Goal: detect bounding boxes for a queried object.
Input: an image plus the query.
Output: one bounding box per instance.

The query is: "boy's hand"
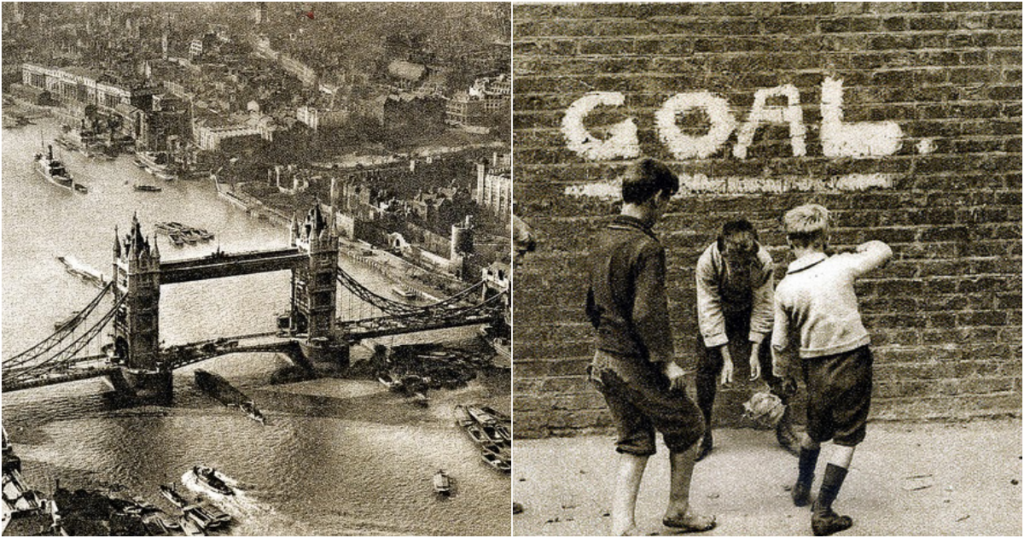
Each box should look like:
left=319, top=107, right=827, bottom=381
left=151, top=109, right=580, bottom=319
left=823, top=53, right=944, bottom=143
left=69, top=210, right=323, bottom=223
left=662, top=360, right=688, bottom=392
left=749, top=342, right=762, bottom=380
left=720, top=345, right=734, bottom=386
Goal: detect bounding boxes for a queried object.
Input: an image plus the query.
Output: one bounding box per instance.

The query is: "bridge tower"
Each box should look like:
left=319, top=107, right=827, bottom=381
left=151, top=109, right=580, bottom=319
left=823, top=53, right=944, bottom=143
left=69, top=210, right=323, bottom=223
left=290, top=203, right=347, bottom=368
left=112, top=214, right=171, bottom=401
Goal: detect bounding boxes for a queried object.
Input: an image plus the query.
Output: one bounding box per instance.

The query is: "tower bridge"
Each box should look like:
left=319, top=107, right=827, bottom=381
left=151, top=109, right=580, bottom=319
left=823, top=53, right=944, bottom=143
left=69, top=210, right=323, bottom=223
left=2, top=204, right=506, bottom=401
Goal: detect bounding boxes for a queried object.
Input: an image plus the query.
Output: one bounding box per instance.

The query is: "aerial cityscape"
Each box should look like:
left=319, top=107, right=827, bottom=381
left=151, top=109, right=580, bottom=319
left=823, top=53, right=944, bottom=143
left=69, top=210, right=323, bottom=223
left=2, top=2, right=512, bottom=535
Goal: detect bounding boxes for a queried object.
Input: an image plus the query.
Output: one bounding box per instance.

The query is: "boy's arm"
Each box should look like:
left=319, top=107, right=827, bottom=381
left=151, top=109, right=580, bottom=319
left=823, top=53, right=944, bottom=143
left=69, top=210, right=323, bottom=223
left=633, top=244, right=675, bottom=365
left=748, top=248, right=774, bottom=344
left=770, top=294, right=795, bottom=379
left=845, top=240, right=893, bottom=277
left=695, top=249, right=728, bottom=348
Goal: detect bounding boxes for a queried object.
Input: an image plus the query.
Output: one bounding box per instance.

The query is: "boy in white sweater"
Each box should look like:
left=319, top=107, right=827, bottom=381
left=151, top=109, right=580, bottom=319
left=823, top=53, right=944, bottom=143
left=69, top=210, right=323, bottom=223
left=771, top=204, right=892, bottom=536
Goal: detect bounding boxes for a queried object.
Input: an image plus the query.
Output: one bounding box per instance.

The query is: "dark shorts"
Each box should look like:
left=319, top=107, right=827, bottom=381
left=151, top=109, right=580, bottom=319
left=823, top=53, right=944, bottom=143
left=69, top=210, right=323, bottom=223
left=801, top=346, right=873, bottom=447
left=589, top=351, right=705, bottom=456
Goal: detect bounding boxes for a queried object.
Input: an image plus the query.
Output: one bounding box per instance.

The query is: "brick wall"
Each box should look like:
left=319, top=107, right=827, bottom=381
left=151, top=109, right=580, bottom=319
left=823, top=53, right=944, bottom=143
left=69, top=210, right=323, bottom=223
left=512, top=2, right=1022, bottom=438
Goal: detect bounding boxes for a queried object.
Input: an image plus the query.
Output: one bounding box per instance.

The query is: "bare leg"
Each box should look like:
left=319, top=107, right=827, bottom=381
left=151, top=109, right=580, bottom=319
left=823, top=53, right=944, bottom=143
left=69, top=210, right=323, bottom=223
left=612, top=452, right=648, bottom=536
left=829, top=444, right=855, bottom=469
left=663, top=444, right=716, bottom=531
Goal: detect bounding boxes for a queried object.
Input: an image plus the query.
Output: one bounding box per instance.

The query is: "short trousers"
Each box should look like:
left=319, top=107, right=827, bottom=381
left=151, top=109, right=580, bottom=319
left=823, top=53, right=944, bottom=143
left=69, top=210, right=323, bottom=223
left=589, top=351, right=705, bottom=456
left=801, top=346, right=873, bottom=447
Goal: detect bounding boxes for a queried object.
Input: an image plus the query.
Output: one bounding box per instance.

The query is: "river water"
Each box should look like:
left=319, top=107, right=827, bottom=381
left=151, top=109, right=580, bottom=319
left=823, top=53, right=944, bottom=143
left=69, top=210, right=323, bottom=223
left=1, top=119, right=512, bottom=536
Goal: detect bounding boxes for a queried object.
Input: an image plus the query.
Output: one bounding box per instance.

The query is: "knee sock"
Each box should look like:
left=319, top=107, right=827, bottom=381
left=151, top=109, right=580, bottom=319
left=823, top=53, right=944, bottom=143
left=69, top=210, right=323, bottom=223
left=815, top=464, right=848, bottom=514
left=797, top=447, right=820, bottom=486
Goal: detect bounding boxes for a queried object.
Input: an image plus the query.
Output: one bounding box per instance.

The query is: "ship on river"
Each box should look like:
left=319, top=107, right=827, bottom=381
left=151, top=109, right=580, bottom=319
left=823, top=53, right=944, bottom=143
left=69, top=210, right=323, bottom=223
left=34, top=144, right=75, bottom=193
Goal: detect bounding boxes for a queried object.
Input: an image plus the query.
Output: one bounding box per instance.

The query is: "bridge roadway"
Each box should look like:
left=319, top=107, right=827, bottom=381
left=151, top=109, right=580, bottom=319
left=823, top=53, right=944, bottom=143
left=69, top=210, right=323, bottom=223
left=2, top=305, right=498, bottom=392
left=159, top=247, right=306, bottom=284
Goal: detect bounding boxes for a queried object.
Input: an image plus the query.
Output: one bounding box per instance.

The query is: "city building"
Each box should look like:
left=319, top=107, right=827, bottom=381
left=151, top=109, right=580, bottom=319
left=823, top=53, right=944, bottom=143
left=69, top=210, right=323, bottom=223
left=475, top=153, right=511, bottom=223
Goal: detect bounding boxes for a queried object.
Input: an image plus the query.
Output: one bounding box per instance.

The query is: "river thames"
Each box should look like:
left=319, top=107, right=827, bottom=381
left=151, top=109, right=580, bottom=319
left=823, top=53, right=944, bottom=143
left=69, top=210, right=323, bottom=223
left=1, top=119, right=511, bottom=535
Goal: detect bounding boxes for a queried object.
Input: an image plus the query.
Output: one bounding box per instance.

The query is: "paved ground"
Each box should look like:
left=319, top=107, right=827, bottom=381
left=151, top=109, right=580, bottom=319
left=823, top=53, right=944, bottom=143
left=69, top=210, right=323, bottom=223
left=512, top=419, right=1022, bottom=536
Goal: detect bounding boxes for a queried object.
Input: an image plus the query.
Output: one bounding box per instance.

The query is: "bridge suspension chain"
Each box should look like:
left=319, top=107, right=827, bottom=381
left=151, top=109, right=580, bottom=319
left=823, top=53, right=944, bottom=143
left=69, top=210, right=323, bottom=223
left=2, top=282, right=114, bottom=368
left=335, top=266, right=488, bottom=317
left=348, top=289, right=506, bottom=325
left=2, top=293, right=126, bottom=383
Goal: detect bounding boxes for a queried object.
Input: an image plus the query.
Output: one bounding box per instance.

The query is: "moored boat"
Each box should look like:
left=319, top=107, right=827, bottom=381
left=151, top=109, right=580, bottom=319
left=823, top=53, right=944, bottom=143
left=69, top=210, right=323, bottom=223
left=159, top=484, right=190, bottom=509
left=480, top=451, right=511, bottom=473
left=378, top=372, right=404, bottom=393
left=391, top=285, right=418, bottom=300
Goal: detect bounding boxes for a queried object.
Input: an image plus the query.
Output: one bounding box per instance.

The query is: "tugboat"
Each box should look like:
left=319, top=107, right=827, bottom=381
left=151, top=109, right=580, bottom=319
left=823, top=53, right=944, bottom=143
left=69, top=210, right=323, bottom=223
left=192, top=466, right=233, bottom=496
left=432, top=470, right=452, bottom=496
left=35, top=144, right=75, bottom=192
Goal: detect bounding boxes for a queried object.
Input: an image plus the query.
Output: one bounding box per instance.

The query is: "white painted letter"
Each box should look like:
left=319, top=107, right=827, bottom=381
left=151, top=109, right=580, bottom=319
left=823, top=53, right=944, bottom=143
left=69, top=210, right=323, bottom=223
left=562, top=92, right=639, bottom=161
left=656, top=92, right=736, bottom=160
left=733, top=85, right=806, bottom=159
left=820, top=77, right=902, bottom=158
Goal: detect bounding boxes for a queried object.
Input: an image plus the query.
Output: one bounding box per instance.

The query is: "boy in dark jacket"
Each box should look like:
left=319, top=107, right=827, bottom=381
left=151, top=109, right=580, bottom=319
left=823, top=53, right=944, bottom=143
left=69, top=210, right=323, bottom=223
left=586, top=158, right=714, bottom=535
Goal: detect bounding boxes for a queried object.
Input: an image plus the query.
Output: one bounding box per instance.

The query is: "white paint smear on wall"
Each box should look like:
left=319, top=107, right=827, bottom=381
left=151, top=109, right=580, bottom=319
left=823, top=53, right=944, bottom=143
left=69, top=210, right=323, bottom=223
left=561, top=91, right=640, bottom=161
left=656, top=92, right=737, bottom=160
left=733, top=85, right=806, bottom=159
left=820, top=77, right=903, bottom=158
left=562, top=173, right=894, bottom=198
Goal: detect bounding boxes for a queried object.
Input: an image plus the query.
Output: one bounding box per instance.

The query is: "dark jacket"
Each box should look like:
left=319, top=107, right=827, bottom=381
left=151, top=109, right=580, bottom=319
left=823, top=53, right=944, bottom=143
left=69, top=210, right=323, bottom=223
left=586, top=215, right=674, bottom=365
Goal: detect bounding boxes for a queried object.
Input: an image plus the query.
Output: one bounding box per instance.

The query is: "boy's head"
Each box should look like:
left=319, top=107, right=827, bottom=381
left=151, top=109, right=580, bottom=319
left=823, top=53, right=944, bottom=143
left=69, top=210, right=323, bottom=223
left=622, top=158, right=679, bottom=206
left=783, top=204, right=831, bottom=250
left=719, top=219, right=758, bottom=261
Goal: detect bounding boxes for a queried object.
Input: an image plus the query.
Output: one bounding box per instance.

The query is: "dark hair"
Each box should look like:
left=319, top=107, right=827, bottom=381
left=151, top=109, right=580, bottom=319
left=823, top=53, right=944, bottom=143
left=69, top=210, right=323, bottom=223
left=717, top=219, right=758, bottom=251
left=621, top=158, right=679, bottom=204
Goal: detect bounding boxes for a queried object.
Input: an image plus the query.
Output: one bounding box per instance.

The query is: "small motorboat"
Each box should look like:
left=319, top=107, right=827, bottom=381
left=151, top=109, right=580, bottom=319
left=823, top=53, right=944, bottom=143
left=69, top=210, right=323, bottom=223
left=73, top=183, right=89, bottom=194
left=192, top=466, right=234, bottom=496
left=134, top=184, right=162, bottom=192
left=433, top=470, right=452, bottom=495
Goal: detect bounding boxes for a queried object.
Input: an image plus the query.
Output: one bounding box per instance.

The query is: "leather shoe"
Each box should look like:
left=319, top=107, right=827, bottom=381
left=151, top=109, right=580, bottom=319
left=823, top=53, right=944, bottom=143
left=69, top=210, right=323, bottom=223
left=812, top=507, right=853, bottom=536
left=791, top=480, right=812, bottom=507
